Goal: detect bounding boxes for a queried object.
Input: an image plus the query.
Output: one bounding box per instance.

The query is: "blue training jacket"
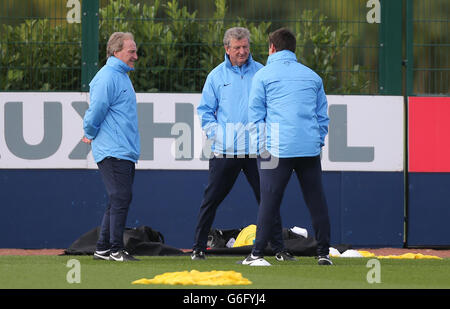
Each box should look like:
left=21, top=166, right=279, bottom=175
left=83, top=56, right=140, bottom=163
left=197, top=53, right=263, bottom=155
left=248, top=50, right=329, bottom=158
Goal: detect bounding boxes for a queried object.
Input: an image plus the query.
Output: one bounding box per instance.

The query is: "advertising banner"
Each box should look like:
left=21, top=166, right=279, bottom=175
left=0, top=93, right=403, bottom=171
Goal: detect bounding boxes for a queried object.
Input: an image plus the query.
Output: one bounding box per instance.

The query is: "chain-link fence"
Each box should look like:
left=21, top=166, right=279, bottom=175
left=407, top=0, right=449, bottom=95
left=0, top=0, right=448, bottom=95
left=0, top=0, right=81, bottom=91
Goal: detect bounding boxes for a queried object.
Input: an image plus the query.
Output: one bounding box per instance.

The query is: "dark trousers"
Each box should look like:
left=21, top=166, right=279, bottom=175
left=96, top=157, right=135, bottom=253
left=252, top=155, right=331, bottom=257
left=193, top=155, right=284, bottom=252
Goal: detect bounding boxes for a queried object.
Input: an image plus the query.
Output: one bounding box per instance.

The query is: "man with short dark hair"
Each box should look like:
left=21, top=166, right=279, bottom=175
left=242, top=28, right=332, bottom=266
left=83, top=32, right=140, bottom=262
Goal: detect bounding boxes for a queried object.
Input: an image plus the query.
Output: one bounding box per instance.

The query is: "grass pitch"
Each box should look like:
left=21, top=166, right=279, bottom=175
left=0, top=255, right=449, bottom=289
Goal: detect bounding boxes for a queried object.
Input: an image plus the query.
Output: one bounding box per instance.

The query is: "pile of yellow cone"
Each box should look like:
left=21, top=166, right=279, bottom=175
left=358, top=251, right=442, bottom=259
left=132, top=270, right=252, bottom=286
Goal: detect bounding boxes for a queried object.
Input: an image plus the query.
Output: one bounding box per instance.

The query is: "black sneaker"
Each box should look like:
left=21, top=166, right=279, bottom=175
left=191, top=250, right=206, bottom=260
left=93, top=249, right=111, bottom=260
left=109, top=250, right=140, bottom=262
left=317, top=255, right=333, bottom=265
left=239, top=254, right=271, bottom=266
left=275, top=251, right=297, bottom=261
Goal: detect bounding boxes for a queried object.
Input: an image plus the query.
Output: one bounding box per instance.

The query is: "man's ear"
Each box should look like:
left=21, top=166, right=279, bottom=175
left=269, top=43, right=277, bottom=55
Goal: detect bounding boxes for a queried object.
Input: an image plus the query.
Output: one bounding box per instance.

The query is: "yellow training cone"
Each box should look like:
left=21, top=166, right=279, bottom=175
left=132, top=270, right=252, bottom=286
left=377, top=253, right=442, bottom=259
left=357, top=250, right=442, bottom=260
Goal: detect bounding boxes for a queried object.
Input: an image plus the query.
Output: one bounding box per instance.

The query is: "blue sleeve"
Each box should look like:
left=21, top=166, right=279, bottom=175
left=316, top=82, right=329, bottom=147
left=197, top=74, right=218, bottom=139
left=248, top=73, right=267, bottom=154
left=83, top=77, right=112, bottom=140
left=248, top=73, right=267, bottom=124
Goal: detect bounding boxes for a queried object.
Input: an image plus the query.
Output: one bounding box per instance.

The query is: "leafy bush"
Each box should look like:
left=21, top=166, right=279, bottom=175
left=0, top=19, right=81, bottom=91
left=0, top=0, right=368, bottom=93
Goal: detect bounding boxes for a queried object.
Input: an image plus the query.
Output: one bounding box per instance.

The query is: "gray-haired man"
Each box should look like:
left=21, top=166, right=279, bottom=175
left=83, top=32, right=140, bottom=262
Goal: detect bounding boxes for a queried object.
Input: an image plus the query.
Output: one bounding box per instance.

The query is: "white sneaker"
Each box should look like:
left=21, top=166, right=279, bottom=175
left=93, top=249, right=111, bottom=260
left=317, top=255, right=333, bottom=265
left=109, top=250, right=140, bottom=262
left=240, top=254, right=271, bottom=266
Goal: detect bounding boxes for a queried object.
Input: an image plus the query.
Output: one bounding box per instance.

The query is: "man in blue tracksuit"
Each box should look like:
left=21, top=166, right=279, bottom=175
left=192, top=27, right=289, bottom=260
left=242, top=28, right=332, bottom=266
left=83, top=32, right=140, bottom=262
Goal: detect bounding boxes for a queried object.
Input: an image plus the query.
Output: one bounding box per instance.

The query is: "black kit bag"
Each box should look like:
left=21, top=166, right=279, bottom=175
left=207, top=228, right=242, bottom=248
left=64, top=225, right=184, bottom=256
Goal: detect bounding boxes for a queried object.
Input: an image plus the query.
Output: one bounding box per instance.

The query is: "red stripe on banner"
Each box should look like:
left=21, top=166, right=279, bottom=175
left=409, top=97, right=450, bottom=172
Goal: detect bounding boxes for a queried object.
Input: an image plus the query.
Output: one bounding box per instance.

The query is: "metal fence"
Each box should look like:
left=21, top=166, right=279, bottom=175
left=0, top=0, right=448, bottom=95
left=0, top=0, right=81, bottom=91
left=407, top=0, right=449, bottom=95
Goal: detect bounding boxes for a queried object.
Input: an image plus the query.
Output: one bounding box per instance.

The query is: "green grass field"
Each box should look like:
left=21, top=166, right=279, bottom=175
left=1, top=255, right=449, bottom=289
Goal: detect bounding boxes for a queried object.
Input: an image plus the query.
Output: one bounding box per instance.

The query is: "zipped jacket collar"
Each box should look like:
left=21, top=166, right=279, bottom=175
left=106, top=56, right=135, bottom=73
left=266, top=49, right=297, bottom=65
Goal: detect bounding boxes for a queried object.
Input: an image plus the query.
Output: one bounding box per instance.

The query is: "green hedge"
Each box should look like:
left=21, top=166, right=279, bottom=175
left=0, top=0, right=368, bottom=93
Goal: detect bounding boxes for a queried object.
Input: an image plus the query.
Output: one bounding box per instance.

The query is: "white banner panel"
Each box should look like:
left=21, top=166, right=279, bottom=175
left=322, top=95, right=404, bottom=171
left=0, top=92, right=403, bottom=171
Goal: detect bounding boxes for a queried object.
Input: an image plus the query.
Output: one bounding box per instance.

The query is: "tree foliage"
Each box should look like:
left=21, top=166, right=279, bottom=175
left=0, top=0, right=368, bottom=93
